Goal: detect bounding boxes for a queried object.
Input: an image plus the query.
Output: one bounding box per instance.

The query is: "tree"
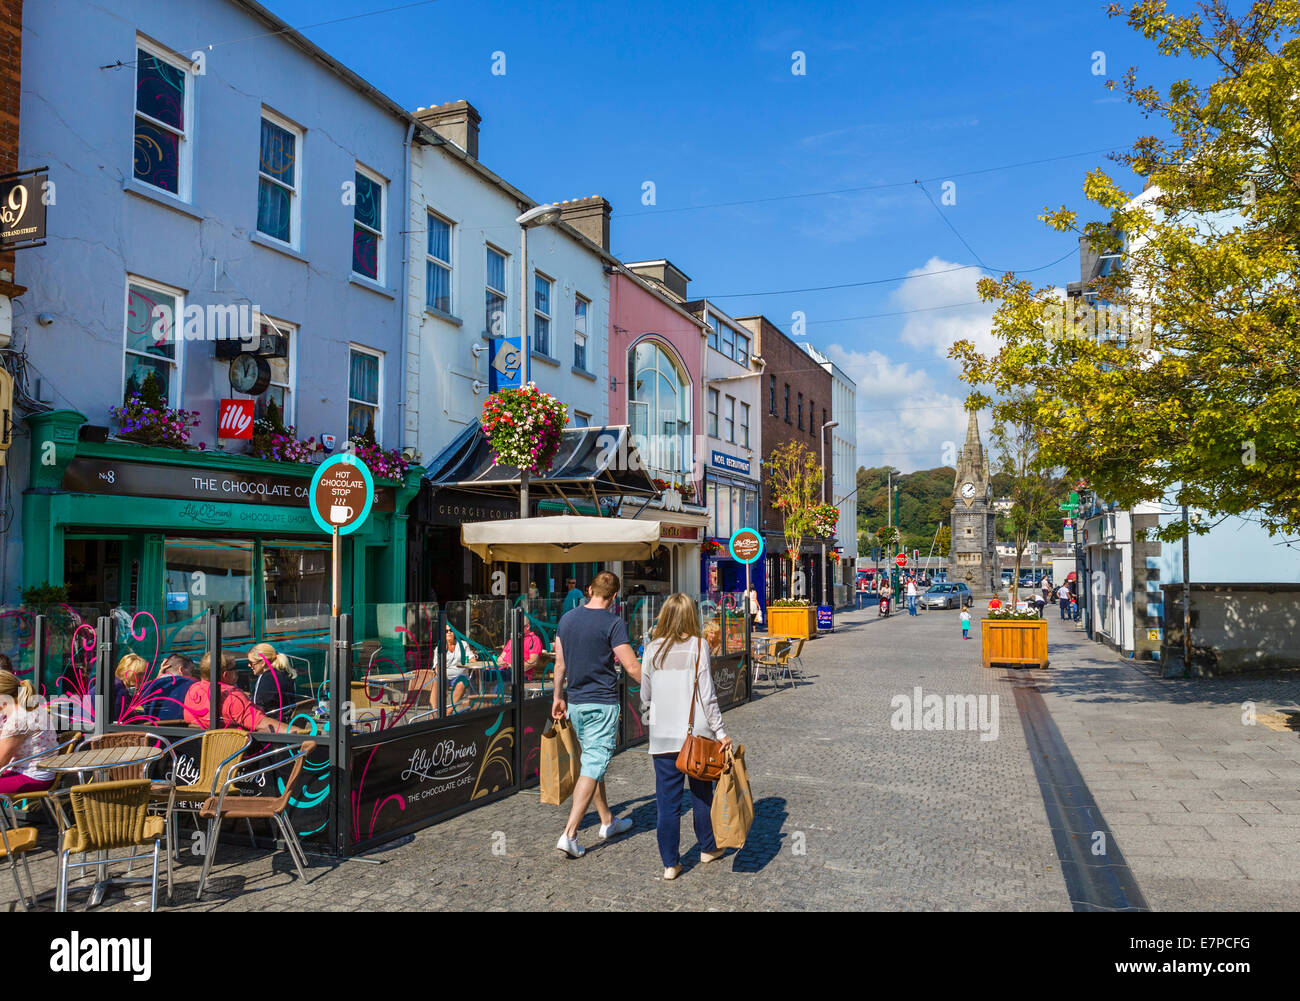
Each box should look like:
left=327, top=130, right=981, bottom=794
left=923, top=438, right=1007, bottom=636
left=763, top=441, right=824, bottom=601
left=935, top=524, right=951, bottom=558
left=950, top=1, right=1300, bottom=543
left=990, top=398, right=1058, bottom=604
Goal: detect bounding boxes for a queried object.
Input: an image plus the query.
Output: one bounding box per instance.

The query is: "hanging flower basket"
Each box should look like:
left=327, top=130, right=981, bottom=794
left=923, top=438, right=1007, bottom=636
left=810, top=502, right=840, bottom=538
left=481, top=383, right=568, bottom=476
left=701, top=539, right=724, bottom=556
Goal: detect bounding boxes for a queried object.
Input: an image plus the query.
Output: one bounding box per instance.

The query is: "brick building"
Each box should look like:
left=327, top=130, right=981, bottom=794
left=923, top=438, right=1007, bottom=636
left=735, top=314, right=832, bottom=602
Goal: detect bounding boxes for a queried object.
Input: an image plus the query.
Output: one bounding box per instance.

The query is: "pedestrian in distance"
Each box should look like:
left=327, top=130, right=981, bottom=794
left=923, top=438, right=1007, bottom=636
left=960, top=608, right=971, bottom=639
left=1057, top=581, right=1071, bottom=620
left=640, top=592, right=732, bottom=880
left=552, top=570, right=642, bottom=859
left=561, top=577, right=585, bottom=617
left=906, top=577, right=919, bottom=616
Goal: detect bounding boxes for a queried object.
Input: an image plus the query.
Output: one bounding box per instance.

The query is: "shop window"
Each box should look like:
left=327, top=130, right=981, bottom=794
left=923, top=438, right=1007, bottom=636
left=352, top=164, right=385, bottom=283
left=123, top=277, right=182, bottom=406
left=164, top=539, right=253, bottom=642
left=264, top=542, right=330, bottom=635
left=134, top=38, right=191, bottom=197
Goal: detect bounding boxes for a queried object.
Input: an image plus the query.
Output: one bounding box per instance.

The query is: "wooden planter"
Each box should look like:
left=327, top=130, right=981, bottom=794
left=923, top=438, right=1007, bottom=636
left=981, top=618, right=1049, bottom=669
left=769, top=604, right=817, bottom=640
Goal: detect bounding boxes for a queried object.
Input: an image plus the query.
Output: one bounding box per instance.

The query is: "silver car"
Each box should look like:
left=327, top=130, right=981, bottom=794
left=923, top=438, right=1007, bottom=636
left=920, top=583, right=973, bottom=609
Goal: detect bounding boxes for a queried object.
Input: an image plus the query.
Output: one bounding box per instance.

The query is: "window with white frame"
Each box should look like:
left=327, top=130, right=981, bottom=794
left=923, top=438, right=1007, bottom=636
left=352, top=165, right=385, bottom=283
left=241, top=318, right=294, bottom=423
left=573, top=410, right=590, bottom=428
left=485, top=246, right=507, bottom=337
left=707, top=388, right=719, bottom=438
left=348, top=346, right=383, bottom=442
left=735, top=330, right=750, bottom=366
left=133, top=39, right=192, bottom=197
left=740, top=401, right=750, bottom=448
left=123, top=277, right=182, bottom=406
left=724, top=394, right=735, bottom=443
left=533, top=272, right=552, bottom=356
left=257, top=111, right=301, bottom=246
left=574, top=293, right=589, bottom=370
left=425, top=212, right=452, bottom=314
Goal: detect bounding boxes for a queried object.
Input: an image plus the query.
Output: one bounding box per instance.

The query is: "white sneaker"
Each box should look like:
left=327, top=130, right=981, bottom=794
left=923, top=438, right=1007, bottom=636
left=555, top=833, right=585, bottom=858
left=598, top=817, right=633, bottom=840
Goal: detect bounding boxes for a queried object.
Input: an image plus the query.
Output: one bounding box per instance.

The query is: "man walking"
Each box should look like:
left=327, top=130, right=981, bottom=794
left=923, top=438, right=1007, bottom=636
left=1057, top=581, right=1071, bottom=620
left=552, top=570, right=642, bottom=858
left=1040, top=575, right=1052, bottom=607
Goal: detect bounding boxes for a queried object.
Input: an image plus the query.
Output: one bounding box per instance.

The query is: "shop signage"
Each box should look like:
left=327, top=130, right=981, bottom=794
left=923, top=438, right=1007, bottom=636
left=816, top=605, right=834, bottom=631
left=218, top=399, right=254, bottom=439
left=659, top=524, right=699, bottom=541
left=309, top=454, right=375, bottom=536
left=0, top=168, right=48, bottom=249
left=61, top=456, right=396, bottom=512
left=710, top=450, right=751, bottom=476
left=728, top=528, right=764, bottom=564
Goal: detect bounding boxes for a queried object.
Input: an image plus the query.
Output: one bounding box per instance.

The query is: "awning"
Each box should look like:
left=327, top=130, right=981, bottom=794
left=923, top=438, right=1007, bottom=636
left=461, top=515, right=662, bottom=563
left=424, top=421, right=659, bottom=512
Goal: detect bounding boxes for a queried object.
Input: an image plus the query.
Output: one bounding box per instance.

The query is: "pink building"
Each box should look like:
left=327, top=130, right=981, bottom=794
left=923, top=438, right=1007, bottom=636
left=608, top=260, right=710, bottom=595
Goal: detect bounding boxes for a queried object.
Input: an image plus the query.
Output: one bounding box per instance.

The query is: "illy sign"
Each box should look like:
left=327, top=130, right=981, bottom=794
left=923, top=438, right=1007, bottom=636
left=218, top=399, right=255, bottom=439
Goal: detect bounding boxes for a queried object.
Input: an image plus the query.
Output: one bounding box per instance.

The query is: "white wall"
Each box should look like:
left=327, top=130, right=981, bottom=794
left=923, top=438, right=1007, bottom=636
left=407, top=141, right=609, bottom=461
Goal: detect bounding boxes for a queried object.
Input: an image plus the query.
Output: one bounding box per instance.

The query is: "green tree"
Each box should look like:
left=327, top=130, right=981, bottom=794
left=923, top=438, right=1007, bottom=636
left=991, top=398, right=1058, bottom=604
left=952, top=1, right=1300, bottom=542
left=764, top=441, right=824, bottom=601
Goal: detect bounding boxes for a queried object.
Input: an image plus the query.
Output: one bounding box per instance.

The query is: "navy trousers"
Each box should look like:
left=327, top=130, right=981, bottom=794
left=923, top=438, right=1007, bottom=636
left=652, top=752, right=717, bottom=867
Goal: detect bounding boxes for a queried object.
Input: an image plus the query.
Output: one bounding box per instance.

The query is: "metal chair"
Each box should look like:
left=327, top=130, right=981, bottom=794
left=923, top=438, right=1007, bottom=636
left=0, top=793, right=39, bottom=911
left=782, top=638, right=809, bottom=685
left=57, top=779, right=165, bottom=912
left=195, top=740, right=317, bottom=900
left=6, top=733, right=81, bottom=831
left=753, top=637, right=792, bottom=688
left=152, top=728, right=250, bottom=880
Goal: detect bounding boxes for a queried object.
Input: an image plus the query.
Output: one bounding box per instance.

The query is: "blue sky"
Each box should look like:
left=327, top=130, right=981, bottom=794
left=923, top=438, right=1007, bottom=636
left=258, top=0, right=1176, bottom=473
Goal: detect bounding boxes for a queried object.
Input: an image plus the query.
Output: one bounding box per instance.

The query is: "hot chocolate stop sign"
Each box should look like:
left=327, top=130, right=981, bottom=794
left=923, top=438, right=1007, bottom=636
left=309, top=453, right=375, bottom=535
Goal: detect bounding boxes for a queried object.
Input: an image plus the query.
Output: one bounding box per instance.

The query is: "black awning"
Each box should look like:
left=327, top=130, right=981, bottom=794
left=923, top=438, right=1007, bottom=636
left=423, top=422, right=659, bottom=510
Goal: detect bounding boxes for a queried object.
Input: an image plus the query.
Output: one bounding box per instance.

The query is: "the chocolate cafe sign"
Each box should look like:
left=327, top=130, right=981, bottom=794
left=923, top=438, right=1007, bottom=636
left=62, top=457, right=395, bottom=511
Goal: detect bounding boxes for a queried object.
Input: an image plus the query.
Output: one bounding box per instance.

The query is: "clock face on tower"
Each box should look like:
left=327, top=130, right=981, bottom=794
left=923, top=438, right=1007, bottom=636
left=961, top=481, right=976, bottom=506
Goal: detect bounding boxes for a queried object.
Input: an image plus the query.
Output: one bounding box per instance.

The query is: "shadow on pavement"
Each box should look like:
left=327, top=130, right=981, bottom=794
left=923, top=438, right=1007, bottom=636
left=731, top=796, right=787, bottom=874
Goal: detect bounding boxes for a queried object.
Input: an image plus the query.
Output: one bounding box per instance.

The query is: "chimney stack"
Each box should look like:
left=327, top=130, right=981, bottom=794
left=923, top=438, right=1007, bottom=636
left=556, top=196, right=612, bottom=251
left=414, top=100, right=481, bottom=159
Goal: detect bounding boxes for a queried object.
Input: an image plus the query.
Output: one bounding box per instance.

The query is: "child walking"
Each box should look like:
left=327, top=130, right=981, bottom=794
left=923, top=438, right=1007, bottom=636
left=960, top=608, right=971, bottom=640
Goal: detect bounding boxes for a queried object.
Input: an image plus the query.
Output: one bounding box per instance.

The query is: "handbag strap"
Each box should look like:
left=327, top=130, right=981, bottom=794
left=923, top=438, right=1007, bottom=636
left=685, top=637, right=702, bottom=737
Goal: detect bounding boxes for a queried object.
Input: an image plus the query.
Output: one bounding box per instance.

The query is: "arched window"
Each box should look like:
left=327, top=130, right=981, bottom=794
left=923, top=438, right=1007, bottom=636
left=628, top=339, right=691, bottom=476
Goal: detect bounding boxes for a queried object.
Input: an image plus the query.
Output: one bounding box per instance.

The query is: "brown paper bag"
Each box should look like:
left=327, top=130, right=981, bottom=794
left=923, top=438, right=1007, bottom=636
left=540, top=715, right=582, bottom=805
left=711, top=744, right=753, bottom=849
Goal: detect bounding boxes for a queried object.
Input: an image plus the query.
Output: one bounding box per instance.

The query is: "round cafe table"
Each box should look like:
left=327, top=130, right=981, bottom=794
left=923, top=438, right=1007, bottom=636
left=35, top=743, right=166, bottom=908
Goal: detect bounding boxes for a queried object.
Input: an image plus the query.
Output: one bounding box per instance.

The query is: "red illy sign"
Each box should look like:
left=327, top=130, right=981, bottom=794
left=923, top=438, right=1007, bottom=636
left=218, top=399, right=254, bottom=439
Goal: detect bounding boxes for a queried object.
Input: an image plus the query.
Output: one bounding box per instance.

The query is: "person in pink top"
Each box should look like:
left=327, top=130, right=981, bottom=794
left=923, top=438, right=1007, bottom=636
left=182, top=651, right=293, bottom=733
left=499, top=620, right=545, bottom=681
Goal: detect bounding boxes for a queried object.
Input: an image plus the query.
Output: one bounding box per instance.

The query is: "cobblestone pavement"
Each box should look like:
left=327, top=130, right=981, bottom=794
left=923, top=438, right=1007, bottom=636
left=6, top=602, right=1295, bottom=912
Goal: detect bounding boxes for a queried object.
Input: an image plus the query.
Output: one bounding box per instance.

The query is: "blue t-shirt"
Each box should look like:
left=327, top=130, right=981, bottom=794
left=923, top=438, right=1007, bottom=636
left=561, top=588, right=585, bottom=616
left=556, top=605, right=630, bottom=706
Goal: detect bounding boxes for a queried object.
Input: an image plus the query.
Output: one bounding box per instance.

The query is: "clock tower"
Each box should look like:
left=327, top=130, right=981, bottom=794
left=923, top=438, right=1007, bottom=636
left=949, top=411, right=998, bottom=594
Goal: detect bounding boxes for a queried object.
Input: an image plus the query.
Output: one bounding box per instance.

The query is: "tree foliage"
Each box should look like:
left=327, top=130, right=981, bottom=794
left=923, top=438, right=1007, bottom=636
left=992, top=397, right=1059, bottom=604
left=950, top=1, right=1300, bottom=542
left=764, top=441, right=824, bottom=597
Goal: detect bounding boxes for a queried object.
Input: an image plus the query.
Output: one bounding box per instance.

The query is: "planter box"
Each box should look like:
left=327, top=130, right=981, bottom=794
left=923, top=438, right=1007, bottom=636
left=769, top=604, right=817, bottom=640
left=981, top=618, right=1049, bottom=669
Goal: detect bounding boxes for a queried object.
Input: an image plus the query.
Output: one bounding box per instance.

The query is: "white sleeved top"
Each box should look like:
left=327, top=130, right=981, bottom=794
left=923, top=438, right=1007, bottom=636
left=640, top=636, right=727, bottom=756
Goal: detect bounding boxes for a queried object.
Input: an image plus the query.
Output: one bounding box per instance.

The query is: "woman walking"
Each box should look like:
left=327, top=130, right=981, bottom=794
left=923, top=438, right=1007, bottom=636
left=640, top=593, right=733, bottom=880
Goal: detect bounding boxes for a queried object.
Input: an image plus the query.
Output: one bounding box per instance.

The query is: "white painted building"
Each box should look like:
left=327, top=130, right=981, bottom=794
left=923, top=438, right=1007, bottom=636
left=404, top=101, right=611, bottom=460
left=800, top=343, right=859, bottom=600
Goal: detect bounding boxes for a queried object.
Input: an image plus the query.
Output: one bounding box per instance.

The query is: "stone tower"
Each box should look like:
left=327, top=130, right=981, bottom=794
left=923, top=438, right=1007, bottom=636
left=949, top=411, right=998, bottom=594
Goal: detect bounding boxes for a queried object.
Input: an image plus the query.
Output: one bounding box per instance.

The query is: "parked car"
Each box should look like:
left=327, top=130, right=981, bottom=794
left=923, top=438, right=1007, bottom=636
left=920, top=583, right=973, bottom=609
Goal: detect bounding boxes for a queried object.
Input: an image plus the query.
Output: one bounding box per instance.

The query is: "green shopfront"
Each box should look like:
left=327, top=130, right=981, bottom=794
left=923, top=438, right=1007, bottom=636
left=23, top=411, right=422, bottom=688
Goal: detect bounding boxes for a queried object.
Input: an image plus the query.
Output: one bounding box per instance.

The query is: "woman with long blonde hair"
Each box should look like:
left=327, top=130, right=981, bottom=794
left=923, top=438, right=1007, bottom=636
left=247, top=642, right=297, bottom=716
left=640, top=593, right=732, bottom=881
left=0, top=668, right=57, bottom=797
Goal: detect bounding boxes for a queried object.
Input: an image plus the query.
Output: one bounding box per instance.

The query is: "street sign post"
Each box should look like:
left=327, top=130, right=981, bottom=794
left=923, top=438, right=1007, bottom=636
left=309, top=453, right=375, bottom=616
left=895, top=552, right=907, bottom=568
left=729, top=528, right=765, bottom=613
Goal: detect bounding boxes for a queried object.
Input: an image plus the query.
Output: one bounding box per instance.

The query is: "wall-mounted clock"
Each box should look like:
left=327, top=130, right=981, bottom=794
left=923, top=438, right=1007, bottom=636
left=229, top=354, right=271, bottom=395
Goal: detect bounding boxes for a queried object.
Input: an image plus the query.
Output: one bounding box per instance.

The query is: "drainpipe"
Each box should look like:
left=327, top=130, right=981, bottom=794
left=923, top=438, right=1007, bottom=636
left=398, top=121, right=415, bottom=453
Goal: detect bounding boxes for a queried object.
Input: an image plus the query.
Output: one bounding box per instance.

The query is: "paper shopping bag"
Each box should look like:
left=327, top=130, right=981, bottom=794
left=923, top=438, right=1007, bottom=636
left=711, top=744, right=753, bottom=849
left=540, top=715, right=582, bottom=805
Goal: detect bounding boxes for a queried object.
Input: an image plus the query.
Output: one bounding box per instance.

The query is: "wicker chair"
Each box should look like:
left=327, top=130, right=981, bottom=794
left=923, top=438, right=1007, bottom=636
left=57, top=779, right=166, bottom=912
left=0, top=768, right=50, bottom=911
left=780, top=638, right=808, bottom=686
left=151, top=729, right=250, bottom=884
left=8, top=733, right=81, bottom=831
left=753, top=638, right=792, bottom=688
left=195, top=740, right=317, bottom=900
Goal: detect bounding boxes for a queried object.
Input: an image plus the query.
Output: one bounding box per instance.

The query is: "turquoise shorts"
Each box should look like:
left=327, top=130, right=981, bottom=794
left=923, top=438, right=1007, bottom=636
left=568, top=703, right=620, bottom=781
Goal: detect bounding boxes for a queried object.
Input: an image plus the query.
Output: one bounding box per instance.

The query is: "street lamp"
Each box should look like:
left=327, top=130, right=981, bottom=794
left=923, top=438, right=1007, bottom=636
left=514, top=204, right=563, bottom=601
left=820, top=419, right=838, bottom=606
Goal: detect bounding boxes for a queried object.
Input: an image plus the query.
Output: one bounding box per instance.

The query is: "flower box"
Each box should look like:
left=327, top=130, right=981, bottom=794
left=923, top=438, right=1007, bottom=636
left=980, top=618, right=1049, bottom=669
left=769, top=604, right=817, bottom=640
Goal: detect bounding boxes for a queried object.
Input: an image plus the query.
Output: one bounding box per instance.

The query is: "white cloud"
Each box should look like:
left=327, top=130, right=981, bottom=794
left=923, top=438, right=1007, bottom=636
left=892, top=256, right=1000, bottom=364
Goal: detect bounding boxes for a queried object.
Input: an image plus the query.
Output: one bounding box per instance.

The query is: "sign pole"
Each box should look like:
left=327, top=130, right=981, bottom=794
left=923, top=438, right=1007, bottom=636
left=332, top=526, right=341, bottom=618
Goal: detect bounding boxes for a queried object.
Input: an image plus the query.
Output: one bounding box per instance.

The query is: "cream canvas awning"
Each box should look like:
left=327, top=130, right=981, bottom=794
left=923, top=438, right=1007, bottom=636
left=461, top=515, right=662, bottom=563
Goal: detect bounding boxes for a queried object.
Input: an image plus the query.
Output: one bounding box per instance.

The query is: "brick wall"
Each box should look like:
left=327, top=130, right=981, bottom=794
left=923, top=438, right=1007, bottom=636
left=0, top=0, right=20, bottom=279
left=735, top=315, right=833, bottom=535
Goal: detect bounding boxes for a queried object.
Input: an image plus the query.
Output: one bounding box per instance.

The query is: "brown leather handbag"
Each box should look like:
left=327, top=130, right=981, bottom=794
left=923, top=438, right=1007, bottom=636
left=675, top=638, right=727, bottom=782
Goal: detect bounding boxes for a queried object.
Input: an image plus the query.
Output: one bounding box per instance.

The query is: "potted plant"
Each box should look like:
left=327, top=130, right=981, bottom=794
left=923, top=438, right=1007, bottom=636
left=768, top=598, right=817, bottom=639
left=980, top=608, right=1049, bottom=669
left=250, top=399, right=316, bottom=463
left=481, top=383, right=568, bottom=476
left=349, top=424, right=411, bottom=481
left=109, top=371, right=200, bottom=449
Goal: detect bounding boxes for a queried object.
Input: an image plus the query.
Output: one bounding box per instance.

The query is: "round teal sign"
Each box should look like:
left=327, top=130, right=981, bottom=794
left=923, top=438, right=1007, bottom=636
left=728, top=528, right=764, bottom=564
left=308, top=453, right=375, bottom=535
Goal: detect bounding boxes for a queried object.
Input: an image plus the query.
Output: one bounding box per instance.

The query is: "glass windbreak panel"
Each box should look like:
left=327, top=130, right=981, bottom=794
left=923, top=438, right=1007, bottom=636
left=264, top=542, right=330, bottom=636
left=519, top=597, right=561, bottom=701
left=9, top=603, right=106, bottom=731
left=106, top=602, right=222, bottom=727
left=442, top=599, right=511, bottom=718
left=344, top=603, right=440, bottom=734
left=164, top=539, right=253, bottom=648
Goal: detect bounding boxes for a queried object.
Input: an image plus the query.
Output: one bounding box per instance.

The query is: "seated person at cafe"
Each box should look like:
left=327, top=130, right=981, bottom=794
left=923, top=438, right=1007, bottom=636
left=135, top=654, right=198, bottom=720
left=498, top=619, right=545, bottom=681
left=184, top=650, right=296, bottom=734
left=0, top=665, right=57, bottom=798
left=703, top=620, right=722, bottom=656
left=247, top=642, right=299, bottom=717
left=443, top=627, right=472, bottom=706
left=88, top=652, right=148, bottom=721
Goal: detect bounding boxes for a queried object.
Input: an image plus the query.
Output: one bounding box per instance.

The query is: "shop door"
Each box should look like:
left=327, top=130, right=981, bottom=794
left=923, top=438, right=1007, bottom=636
left=63, top=537, right=125, bottom=611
